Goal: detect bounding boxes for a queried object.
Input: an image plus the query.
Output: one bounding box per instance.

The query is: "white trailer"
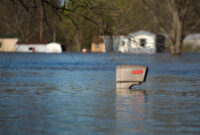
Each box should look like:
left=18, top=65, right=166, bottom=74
left=16, top=42, right=62, bottom=53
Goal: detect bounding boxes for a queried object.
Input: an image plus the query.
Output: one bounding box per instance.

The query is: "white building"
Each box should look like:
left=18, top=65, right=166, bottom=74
left=184, top=33, right=200, bottom=48
left=16, top=42, right=62, bottom=53
left=117, top=31, right=157, bottom=54
left=117, top=36, right=129, bottom=53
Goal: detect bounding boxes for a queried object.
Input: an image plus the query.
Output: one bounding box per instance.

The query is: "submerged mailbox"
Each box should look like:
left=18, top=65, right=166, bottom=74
left=116, top=65, right=148, bottom=89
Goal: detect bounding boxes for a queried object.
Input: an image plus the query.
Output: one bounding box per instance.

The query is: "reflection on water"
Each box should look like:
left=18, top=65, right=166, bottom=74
left=116, top=89, right=146, bottom=134
left=0, top=53, right=200, bottom=135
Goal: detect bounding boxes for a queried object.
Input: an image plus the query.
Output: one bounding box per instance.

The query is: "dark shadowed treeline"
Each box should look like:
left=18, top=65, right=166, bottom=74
left=0, top=0, right=200, bottom=54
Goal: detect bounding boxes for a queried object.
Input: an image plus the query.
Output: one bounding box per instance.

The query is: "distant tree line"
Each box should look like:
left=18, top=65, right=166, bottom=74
left=0, top=0, right=200, bottom=55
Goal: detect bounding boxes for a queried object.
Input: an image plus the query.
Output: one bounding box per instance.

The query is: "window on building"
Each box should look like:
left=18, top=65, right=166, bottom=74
left=95, top=43, right=99, bottom=49
left=121, top=41, right=125, bottom=46
left=0, top=42, right=2, bottom=48
left=128, top=38, right=131, bottom=44
left=29, top=47, right=35, bottom=52
left=140, top=39, right=146, bottom=47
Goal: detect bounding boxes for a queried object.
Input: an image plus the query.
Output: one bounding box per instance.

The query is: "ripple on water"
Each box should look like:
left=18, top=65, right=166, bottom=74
left=0, top=53, right=200, bottom=135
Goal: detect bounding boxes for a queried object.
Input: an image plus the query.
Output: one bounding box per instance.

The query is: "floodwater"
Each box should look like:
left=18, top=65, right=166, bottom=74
left=0, top=53, right=199, bottom=135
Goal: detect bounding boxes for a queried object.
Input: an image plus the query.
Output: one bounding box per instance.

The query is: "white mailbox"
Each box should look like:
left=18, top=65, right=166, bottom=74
left=116, top=65, right=148, bottom=89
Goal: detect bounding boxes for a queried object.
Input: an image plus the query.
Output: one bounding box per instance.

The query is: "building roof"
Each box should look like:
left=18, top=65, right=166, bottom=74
left=92, top=36, right=104, bottom=44
left=0, top=36, right=18, bottom=39
left=184, top=33, right=200, bottom=40
left=17, top=41, right=49, bottom=45
left=129, top=30, right=156, bottom=37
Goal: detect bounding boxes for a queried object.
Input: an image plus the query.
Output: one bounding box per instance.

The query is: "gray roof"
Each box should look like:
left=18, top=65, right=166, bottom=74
left=184, top=33, right=200, bottom=40
left=129, top=30, right=156, bottom=37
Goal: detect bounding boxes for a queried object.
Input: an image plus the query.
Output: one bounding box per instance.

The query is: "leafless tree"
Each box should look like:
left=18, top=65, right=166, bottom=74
left=9, top=0, right=134, bottom=51
left=142, top=0, right=200, bottom=55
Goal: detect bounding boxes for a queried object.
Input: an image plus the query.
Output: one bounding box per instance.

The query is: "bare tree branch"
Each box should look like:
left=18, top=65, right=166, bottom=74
left=142, top=0, right=173, bottom=42
left=186, top=19, right=200, bottom=35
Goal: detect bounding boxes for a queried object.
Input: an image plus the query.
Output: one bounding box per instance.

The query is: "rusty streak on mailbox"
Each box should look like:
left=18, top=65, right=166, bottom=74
left=116, top=65, right=148, bottom=89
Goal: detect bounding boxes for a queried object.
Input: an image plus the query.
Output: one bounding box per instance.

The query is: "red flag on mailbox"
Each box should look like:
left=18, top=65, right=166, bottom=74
left=132, top=70, right=143, bottom=74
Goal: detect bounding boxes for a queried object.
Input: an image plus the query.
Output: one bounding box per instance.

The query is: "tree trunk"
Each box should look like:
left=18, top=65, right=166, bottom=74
left=170, top=10, right=183, bottom=55
left=53, top=20, right=56, bottom=42
left=74, top=32, right=81, bottom=52
left=108, top=35, right=113, bottom=52
left=170, top=45, right=176, bottom=55
left=67, top=40, right=72, bottom=52
left=39, top=6, right=43, bottom=41
left=175, top=17, right=183, bottom=55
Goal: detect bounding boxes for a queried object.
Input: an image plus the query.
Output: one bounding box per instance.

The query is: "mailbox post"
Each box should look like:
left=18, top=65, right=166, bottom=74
left=116, top=65, right=148, bottom=89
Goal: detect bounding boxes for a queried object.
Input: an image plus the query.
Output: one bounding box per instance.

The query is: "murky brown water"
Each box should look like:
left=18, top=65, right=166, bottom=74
left=0, top=53, right=200, bottom=135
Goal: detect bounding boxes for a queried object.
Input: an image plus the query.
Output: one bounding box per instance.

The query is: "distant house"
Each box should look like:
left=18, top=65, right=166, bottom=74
left=16, top=42, right=62, bottom=53
left=91, top=31, right=166, bottom=54
left=91, top=36, right=106, bottom=53
left=0, top=37, right=18, bottom=52
left=184, top=33, right=200, bottom=48
left=117, top=31, right=157, bottom=54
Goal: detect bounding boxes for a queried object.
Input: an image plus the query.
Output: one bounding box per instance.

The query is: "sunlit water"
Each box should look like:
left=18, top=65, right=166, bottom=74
left=0, top=53, right=199, bottom=135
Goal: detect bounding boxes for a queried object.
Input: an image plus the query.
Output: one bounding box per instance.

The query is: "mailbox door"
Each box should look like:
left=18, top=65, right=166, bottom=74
left=116, top=65, right=147, bottom=82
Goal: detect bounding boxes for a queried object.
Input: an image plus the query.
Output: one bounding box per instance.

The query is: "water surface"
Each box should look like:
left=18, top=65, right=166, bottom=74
left=0, top=53, right=200, bottom=135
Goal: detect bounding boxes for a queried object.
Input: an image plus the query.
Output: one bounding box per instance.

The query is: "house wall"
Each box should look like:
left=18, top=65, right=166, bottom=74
left=16, top=43, right=62, bottom=53
left=132, top=35, right=155, bottom=48
left=184, top=34, right=200, bottom=47
left=130, top=35, right=156, bottom=54
left=118, top=36, right=129, bottom=53
left=46, top=43, right=62, bottom=53
left=184, top=39, right=200, bottom=47
left=93, top=31, right=157, bottom=54
left=16, top=44, right=47, bottom=53
left=91, top=42, right=105, bottom=52
left=0, top=38, right=18, bottom=52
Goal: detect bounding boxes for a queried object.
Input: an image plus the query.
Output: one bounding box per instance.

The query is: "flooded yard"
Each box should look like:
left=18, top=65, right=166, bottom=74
left=0, top=53, right=200, bottom=135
